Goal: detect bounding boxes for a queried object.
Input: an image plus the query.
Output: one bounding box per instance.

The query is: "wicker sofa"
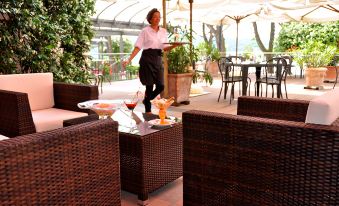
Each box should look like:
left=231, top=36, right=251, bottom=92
left=0, top=73, right=98, bottom=137
left=183, top=96, right=339, bottom=206
left=0, top=119, right=121, bottom=205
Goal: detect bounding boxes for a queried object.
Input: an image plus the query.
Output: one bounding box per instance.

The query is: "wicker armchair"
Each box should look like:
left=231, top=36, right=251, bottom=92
left=0, top=81, right=98, bottom=137
left=183, top=96, right=339, bottom=206
left=0, top=119, right=121, bottom=205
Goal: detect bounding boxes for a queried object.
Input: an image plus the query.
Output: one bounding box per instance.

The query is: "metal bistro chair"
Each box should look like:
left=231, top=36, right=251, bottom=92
left=256, top=57, right=288, bottom=99
left=280, top=55, right=293, bottom=76
left=229, top=55, right=251, bottom=95
left=218, top=57, right=250, bottom=104
left=228, top=55, right=245, bottom=63
left=331, top=55, right=339, bottom=89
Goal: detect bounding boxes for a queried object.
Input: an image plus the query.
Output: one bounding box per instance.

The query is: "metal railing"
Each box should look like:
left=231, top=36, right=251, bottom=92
left=86, top=53, right=138, bottom=82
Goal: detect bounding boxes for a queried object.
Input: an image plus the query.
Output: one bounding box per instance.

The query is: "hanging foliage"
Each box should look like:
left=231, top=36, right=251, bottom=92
left=0, top=0, right=95, bottom=83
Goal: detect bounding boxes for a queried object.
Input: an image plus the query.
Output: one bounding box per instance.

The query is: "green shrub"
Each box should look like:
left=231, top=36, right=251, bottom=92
left=294, top=41, right=337, bottom=68
left=0, top=0, right=95, bottom=83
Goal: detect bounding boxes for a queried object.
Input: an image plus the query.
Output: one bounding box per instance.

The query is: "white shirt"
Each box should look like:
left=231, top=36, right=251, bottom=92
left=135, top=26, right=168, bottom=50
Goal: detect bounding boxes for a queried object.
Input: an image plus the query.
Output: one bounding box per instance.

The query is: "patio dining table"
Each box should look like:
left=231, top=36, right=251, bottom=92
left=232, top=62, right=267, bottom=96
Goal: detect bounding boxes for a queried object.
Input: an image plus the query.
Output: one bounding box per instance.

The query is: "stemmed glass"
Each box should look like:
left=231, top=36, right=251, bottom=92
left=124, top=91, right=142, bottom=129
left=90, top=102, right=117, bottom=119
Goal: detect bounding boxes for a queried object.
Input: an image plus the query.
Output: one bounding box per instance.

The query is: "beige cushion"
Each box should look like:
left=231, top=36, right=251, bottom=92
left=32, top=108, right=88, bottom=132
left=305, top=88, right=339, bottom=125
left=0, top=73, right=54, bottom=111
left=0, top=134, right=9, bottom=141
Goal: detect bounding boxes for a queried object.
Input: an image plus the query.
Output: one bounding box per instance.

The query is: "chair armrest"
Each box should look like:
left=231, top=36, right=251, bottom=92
left=53, top=82, right=98, bottom=113
left=0, top=119, right=121, bottom=205
left=0, top=89, right=36, bottom=137
left=237, top=96, right=309, bottom=122
left=63, top=114, right=99, bottom=127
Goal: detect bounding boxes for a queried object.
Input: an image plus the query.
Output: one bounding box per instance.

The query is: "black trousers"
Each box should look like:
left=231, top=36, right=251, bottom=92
left=144, top=84, right=164, bottom=112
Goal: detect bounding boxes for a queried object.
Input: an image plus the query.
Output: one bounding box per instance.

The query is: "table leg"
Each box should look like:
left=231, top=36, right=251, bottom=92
left=137, top=194, right=149, bottom=205
left=255, top=67, right=261, bottom=96
left=242, top=66, right=249, bottom=96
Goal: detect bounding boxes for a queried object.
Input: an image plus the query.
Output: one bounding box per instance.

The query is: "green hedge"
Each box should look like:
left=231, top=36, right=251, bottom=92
left=0, top=0, right=95, bottom=83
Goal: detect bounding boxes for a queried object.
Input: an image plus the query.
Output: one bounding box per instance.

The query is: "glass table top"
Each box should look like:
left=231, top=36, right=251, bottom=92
left=112, top=109, right=180, bottom=136
left=78, top=99, right=181, bottom=136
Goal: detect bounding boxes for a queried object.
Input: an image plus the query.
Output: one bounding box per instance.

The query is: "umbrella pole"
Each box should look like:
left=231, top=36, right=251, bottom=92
left=162, top=0, right=168, bottom=98
left=189, top=0, right=193, bottom=65
left=236, top=19, right=239, bottom=60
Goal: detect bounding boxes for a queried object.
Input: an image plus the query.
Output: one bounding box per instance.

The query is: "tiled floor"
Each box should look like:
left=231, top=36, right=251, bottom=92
left=99, top=75, right=336, bottom=205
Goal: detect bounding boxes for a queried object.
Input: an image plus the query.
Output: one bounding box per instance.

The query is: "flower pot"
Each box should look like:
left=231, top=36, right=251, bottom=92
left=325, top=66, right=337, bottom=82
left=206, top=61, right=219, bottom=77
left=304, top=67, right=327, bottom=88
left=168, top=73, right=193, bottom=105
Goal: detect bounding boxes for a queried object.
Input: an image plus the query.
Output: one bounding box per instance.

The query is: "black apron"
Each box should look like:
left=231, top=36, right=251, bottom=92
left=139, top=49, right=164, bottom=86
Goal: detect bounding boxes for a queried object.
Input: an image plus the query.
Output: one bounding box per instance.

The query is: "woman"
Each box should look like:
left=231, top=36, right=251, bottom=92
left=122, top=8, right=181, bottom=114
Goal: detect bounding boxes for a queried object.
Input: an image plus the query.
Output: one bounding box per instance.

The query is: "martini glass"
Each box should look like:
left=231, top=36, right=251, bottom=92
left=124, top=91, right=142, bottom=129
left=91, top=102, right=117, bottom=119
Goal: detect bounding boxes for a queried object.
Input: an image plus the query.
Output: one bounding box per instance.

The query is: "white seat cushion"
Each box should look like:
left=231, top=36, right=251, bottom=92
left=0, top=73, right=54, bottom=111
left=305, top=88, right=339, bottom=125
left=32, top=108, right=88, bottom=132
left=0, top=134, right=9, bottom=141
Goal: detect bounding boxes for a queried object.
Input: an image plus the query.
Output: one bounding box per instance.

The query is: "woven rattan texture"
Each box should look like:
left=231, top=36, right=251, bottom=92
left=183, top=110, right=339, bottom=206
left=0, top=83, right=98, bottom=138
left=0, top=119, right=121, bottom=205
left=53, top=82, right=98, bottom=113
left=237, top=96, right=309, bottom=122
left=63, top=114, right=99, bottom=127
left=120, top=123, right=183, bottom=200
left=0, top=90, right=36, bottom=137
left=63, top=115, right=183, bottom=201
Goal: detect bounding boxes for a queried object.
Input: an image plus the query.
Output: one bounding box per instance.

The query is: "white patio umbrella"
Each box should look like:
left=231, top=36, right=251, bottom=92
left=200, top=3, right=290, bottom=58
left=270, top=1, right=339, bottom=23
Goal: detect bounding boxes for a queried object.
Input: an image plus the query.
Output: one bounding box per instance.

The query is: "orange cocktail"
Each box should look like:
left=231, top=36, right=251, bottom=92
left=151, top=97, right=175, bottom=125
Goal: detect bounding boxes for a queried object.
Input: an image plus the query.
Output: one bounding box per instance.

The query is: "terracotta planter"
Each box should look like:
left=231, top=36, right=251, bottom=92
left=305, top=67, right=327, bottom=88
left=206, top=61, right=219, bottom=77
left=325, top=66, right=337, bottom=81
left=168, top=73, right=193, bottom=104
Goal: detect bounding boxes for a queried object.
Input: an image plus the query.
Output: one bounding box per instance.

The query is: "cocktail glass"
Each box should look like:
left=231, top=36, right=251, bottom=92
left=151, top=97, right=175, bottom=125
left=124, top=91, right=142, bottom=129
left=90, top=103, right=118, bottom=119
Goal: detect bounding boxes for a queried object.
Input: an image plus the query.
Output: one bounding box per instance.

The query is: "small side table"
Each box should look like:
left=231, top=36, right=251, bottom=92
left=63, top=112, right=183, bottom=206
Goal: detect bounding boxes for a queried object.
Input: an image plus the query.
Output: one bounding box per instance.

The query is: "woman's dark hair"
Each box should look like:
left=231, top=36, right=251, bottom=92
left=146, top=8, right=159, bottom=24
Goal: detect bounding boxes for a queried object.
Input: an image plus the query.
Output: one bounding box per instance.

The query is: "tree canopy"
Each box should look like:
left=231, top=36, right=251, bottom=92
left=275, top=22, right=339, bottom=52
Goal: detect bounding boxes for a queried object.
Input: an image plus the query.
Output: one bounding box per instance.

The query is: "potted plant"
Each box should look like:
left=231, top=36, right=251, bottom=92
left=324, top=55, right=339, bottom=82
left=167, top=43, right=194, bottom=105
left=294, top=41, right=337, bottom=89
left=166, top=26, right=197, bottom=105
left=197, top=42, right=220, bottom=77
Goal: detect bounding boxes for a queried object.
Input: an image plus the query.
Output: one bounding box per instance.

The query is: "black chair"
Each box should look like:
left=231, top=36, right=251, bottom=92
left=256, top=57, right=288, bottom=98
left=280, top=55, right=293, bottom=76
left=230, top=56, right=252, bottom=95
left=218, top=57, right=250, bottom=104
left=228, top=55, right=245, bottom=63
left=333, top=66, right=338, bottom=89
left=332, top=55, right=339, bottom=89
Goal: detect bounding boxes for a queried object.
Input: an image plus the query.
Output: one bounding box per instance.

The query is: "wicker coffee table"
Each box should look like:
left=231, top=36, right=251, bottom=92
left=64, top=110, right=183, bottom=205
